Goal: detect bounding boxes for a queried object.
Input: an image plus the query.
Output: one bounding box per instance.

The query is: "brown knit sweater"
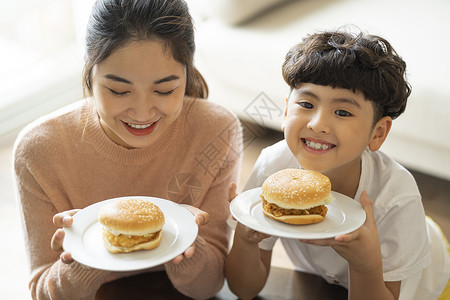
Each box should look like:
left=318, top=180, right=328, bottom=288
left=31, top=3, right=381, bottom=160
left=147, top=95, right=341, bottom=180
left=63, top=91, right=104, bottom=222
left=13, top=97, right=242, bottom=300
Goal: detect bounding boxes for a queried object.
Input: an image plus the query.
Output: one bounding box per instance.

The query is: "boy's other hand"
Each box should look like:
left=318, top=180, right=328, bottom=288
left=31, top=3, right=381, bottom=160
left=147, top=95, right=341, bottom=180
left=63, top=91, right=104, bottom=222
left=300, top=191, right=382, bottom=272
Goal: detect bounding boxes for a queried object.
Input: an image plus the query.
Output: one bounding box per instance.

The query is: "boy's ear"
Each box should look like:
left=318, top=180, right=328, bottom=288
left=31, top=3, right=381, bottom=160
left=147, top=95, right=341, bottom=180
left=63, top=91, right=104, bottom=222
left=281, top=97, right=288, bottom=132
left=368, top=116, right=392, bottom=151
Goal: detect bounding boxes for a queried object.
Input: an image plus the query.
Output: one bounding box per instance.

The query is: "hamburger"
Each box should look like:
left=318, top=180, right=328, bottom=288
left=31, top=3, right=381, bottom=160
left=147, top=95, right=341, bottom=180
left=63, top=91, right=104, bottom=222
left=261, top=169, right=333, bottom=225
left=98, top=198, right=165, bottom=253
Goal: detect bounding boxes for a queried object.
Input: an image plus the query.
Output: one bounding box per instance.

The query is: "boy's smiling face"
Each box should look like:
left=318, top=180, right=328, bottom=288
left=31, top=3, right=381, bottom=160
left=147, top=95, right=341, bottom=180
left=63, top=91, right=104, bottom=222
left=282, top=83, right=391, bottom=178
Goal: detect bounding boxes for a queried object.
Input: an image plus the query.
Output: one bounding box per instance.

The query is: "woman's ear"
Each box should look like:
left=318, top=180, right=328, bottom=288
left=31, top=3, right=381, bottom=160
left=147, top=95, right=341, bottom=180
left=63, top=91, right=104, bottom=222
left=368, top=116, right=392, bottom=151
left=281, top=97, right=288, bottom=132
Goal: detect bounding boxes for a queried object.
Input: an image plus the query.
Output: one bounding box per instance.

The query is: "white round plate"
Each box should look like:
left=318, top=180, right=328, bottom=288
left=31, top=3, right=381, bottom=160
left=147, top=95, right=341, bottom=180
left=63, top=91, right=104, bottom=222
left=230, top=188, right=366, bottom=239
left=63, top=196, right=198, bottom=271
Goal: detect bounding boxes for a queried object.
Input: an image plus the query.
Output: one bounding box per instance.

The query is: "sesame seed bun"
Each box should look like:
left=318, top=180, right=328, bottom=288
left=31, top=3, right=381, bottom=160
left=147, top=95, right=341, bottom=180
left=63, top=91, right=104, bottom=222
left=98, top=198, right=165, bottom=253
left=261, top=169, right=333, bottom=225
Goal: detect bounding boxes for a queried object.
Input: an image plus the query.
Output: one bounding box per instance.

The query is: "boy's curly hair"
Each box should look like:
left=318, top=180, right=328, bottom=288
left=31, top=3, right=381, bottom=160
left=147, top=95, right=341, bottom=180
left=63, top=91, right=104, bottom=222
left=282, top=29, right=411, bottom=122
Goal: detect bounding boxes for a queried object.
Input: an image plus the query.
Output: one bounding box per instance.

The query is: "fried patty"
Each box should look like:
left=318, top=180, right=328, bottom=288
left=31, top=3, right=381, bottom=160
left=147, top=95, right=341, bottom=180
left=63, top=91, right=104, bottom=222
left=262, top=198, right=327, bottom=217
left=102, top=228, right=159, bottom=248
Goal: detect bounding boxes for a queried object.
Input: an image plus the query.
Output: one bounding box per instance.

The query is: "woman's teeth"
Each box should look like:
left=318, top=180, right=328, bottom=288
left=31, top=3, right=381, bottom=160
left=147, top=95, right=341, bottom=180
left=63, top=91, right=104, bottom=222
left=127, top=122, right=153, bottom=129
left=305, top=140, right=332, bottom=150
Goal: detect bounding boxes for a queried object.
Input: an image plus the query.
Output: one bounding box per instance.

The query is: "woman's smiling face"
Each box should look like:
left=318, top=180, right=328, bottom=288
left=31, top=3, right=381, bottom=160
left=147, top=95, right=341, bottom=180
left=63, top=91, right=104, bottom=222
left=91, top=40, right=186, bottom=149
left=283, top=83, right=381, bottom=176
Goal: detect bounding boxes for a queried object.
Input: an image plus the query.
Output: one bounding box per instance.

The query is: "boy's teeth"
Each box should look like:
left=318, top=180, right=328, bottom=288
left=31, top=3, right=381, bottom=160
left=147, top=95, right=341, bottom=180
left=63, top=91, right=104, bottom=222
left=128, top=123, right=153, bottom=129
left=306, top=140, right=330, bottom=150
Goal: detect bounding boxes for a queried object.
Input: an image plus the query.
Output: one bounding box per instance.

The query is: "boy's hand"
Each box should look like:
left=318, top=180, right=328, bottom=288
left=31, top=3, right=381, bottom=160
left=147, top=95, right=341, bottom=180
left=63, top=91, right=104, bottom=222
left=300, top=191, right=381, bottom=272
left=228, top=182, right=238, bottom=202
left=228, top=182, right=271, bottom=244
left=235, top=222, right=271, bottom=245
left=228, top=182, right=238, bottom=220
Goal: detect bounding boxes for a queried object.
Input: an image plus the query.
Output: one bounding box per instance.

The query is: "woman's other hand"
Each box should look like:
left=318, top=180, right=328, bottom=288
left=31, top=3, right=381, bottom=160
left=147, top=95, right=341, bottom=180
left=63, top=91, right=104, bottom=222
left=51, top=209, right=80, bottom=264
left=170, top=205, right=209, bottom=264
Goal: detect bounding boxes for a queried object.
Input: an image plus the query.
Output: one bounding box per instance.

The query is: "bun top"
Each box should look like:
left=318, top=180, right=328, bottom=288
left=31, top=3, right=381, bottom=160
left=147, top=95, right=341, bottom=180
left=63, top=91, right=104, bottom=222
left=98, top=198, right=165, bottom=235
left=261, top=169, right=332, bottom=209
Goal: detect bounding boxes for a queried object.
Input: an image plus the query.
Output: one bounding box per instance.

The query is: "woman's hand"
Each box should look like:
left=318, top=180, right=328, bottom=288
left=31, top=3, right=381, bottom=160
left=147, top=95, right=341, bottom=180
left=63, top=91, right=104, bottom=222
left=170, top=205, right=209, bottom=264
left=51, top=209, right=80, bottom=264
left=300, top=191, right=381, bottom=272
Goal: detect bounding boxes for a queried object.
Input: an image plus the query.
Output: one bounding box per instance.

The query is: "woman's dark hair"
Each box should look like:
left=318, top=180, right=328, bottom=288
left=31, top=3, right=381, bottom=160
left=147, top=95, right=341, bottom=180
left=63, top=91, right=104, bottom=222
left=282, top=29, right=411, bottom=122
left=83, top=0, right=208, bottom=98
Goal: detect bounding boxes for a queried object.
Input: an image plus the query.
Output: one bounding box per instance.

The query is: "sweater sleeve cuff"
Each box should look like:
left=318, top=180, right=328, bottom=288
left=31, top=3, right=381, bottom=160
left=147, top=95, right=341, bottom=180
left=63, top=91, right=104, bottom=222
left=164, top=237, right=225, bottom=299
left=165, top=237, right=210, bottom=273
left=67, top=262, right=111, bottom=292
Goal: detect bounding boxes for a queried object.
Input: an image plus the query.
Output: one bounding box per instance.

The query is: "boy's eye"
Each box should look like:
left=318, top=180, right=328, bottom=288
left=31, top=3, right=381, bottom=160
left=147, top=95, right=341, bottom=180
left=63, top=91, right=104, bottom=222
left=335, top=110, right=352, bottom=117
left=298, top=102, right=314, bottom=109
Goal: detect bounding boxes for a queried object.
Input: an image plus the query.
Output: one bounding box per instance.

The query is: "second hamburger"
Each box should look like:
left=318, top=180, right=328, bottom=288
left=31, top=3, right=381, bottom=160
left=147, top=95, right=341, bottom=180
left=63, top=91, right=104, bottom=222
left=98, top=198, right=165, bottom=253
left=261, top=169, right=333, bottom=225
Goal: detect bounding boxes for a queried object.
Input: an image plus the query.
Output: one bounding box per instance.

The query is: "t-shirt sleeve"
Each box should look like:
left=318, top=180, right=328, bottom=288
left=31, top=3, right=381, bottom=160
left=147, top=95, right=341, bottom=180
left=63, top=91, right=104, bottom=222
left=375, top=195, right=431, bottom=281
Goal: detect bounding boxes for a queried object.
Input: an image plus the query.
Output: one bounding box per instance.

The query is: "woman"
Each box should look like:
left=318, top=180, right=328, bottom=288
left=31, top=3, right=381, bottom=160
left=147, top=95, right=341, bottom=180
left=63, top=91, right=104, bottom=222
left=13, top=0, right=242, bottom=299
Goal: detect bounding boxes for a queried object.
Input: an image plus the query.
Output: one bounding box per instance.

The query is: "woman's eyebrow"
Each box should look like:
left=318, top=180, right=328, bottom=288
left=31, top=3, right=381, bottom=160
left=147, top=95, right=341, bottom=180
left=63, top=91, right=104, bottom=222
left=154, top=75, right=180, bottom=84
left=104, top=74, right=132, bottom=84
left=104, top=74, right=180, bottom=85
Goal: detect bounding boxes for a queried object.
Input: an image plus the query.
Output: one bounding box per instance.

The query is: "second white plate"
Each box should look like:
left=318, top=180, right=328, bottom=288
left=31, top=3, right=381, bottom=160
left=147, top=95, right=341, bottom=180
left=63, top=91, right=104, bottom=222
left=63, top=196, right=198, bottom=271
left=230, top=187, right=366, bottom=239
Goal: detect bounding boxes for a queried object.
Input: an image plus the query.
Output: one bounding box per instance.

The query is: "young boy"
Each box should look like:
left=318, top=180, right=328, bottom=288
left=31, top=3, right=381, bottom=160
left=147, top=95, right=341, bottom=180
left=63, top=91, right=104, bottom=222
left=225, top=30, right=450, bottom=300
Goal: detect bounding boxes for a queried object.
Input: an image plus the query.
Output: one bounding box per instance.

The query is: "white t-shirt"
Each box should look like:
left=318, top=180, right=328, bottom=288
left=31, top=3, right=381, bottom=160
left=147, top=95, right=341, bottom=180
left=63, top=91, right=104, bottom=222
left=243, top=140, right=449, bottom=299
